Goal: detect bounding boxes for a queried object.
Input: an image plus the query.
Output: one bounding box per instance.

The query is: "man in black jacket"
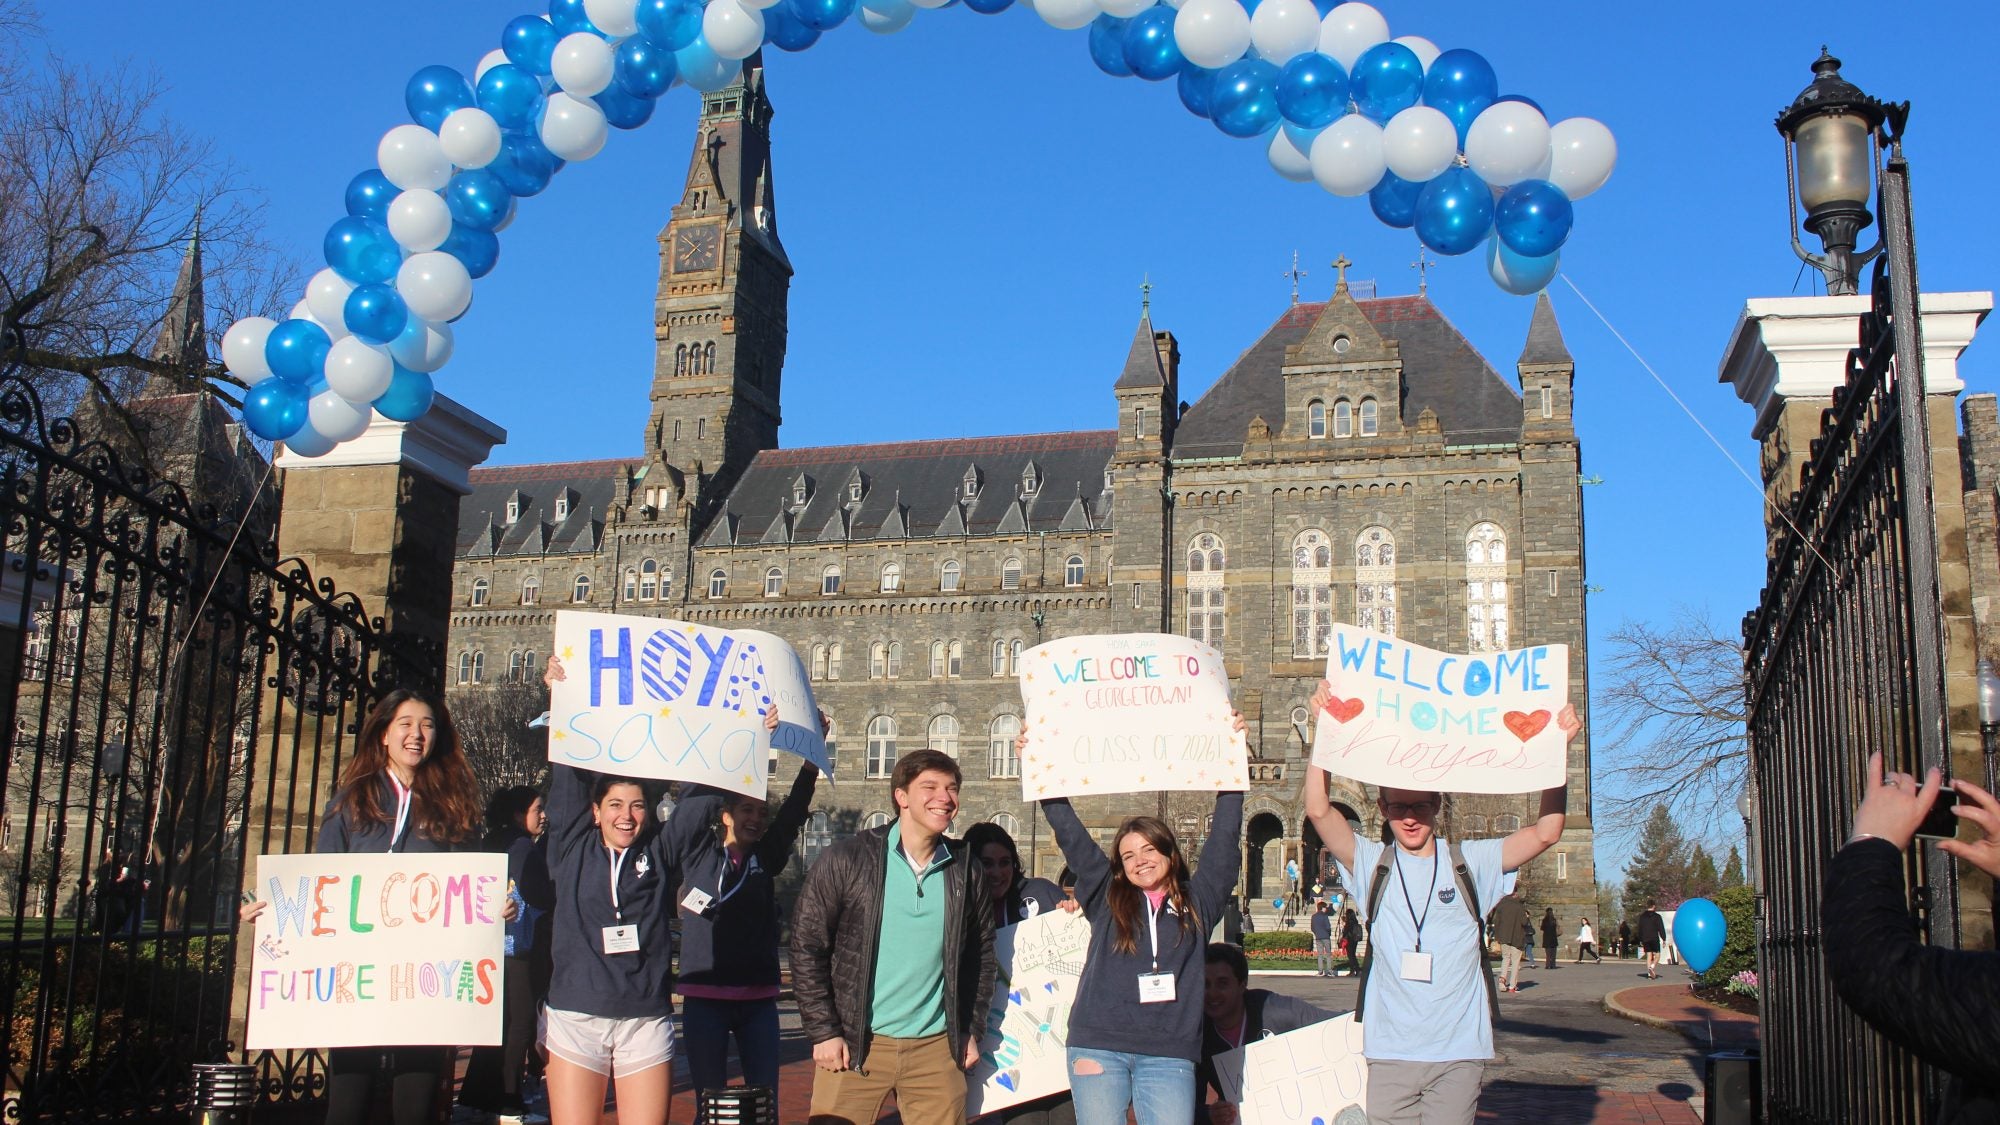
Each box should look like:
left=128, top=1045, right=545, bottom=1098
left=791, top=749, right=997, bottom=1125
left=1634, top=902, right=1665, bottom=979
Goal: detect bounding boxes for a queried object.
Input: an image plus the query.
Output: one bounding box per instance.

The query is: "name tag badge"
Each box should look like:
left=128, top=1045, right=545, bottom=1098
left=1137, top=972, right=1177, bottom=1004
left=1400, top=951, right=1433, bottom=982
left=602, top=924, right=641, bottom=955
left=681, top=888, right=715, bottom=916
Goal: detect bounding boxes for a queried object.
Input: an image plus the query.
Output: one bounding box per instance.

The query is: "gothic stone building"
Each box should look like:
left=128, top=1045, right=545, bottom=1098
left=448, top=58, right=1598, bottom=913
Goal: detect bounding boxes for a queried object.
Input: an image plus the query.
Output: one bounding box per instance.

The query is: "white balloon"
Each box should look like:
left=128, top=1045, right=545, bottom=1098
left=290, top=299, right=349, bottom=342
left=389, top=316, right=454, bottom=373
left=387, top=190, right=453, bottom=253
left=324, top=336, right=397, bottom=403
left=221, top=316, right=277, bottom=385
left=857, top=0, right=914, bottom=33
left=1465, top=101, right=1552, bottom=188
left=1381, top=106, right=1457, bottom=182
left=702, top=0, right=766, bottom=59
left=1267, top=129, right=1314, bottom=182
left=1548, top=117, right=1617, bottom=200
left=1316, top=1, right=1387, bottom=70
left=1034, top=0, right=1096, bottom=30
left=1249, top=0, right=1320, bottom=65
left=309, top=390, right=374, bottom=444
left=583, top=0, right=642, bottom=34
left=1310, top=115, right=1387, bottom=197
left=437, top=107, right=502, bottom=169
left=283, top=423, right=338, bottom=459
left=1100, top=0, right=1153, bottom=15
left=304, top=269, right=354, bottom=329
left=1174, top=0, right=1251, bottom=69
left=377, top=125, right=451, bottom=192
left=1392, top=34, right=1438, bottom=73
left=551, top=32, right=615, bottom=96
left=539, top=92, right=608, bottom=161
left=474, top=49, right=508, bottom=83
left=396, top=252, right=473, bottom=323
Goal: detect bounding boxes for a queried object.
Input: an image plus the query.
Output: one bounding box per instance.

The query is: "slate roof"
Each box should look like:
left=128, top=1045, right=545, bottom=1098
left=1172, top=295, right=1525, bottom=459
left=459, top=458, right=628, bottom=557
left=1518, top=293, right=1574, bottom=366
left=699, top=431, right=1115, bottom=547
left=1114, top=313, right=1165, bottom=390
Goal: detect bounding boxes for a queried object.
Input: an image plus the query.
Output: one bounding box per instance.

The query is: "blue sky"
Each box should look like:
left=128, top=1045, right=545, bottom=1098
left=39, top=1, right=1997, bottom=868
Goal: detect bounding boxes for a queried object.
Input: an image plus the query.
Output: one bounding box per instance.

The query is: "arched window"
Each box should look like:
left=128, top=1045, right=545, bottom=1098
left=623, top=568, right=638, bottom=601
left=521, top=575, right=540, bottom=605
left=928, top=714, right=960, bottom=759
left=1001, top=557, right=1022, bottom=590
left=704, top=341, right=716, bottom=374
left=1495, top=813, right=1522, bottom=834
left=675, top=344, right=687, bottom=376
left=525, top=649, right=537, bottom=679
left=470, top=651, right=485, bottom=683
left=1466, top=814, right=1489, bottom=837
left=764, top=566, right=783, bottom=597
left=660, top=566, right=674, bottom=600
left=1291, top=529, right=1334, bottom=657
left=947, top=640, right=963, bottom=678
left=1064, top=555, right=1085, bottom=587
left=993, top=811, right=1021, bottom=838
left=1333, top=399, right=1353, bottom=438
left=989, top=714, right=1022, bottom=779
left=470, top=577, right=489, bottom=607
left=1466, top=522, right=1510, bottom=651
left=803, top=811, right=833, bottom=863
left=1186, top=533, right=1226, bottom=647
left=940, top=560, right=962, bottom=592
left=827, top=643, right=843, bottom=681
left=821, top=564, right=842, bottom=596
left=1356, top=526, right=1398, bottom=636
left=880, top=562, right=901, bottom=593
left=1011, top=639, right=1023, bottom=673
left=1359, top=397, right=1379, bottom=436
left=862, top=811, right=893, bottom=830
left=573, top=574, right=592, bottom=603
left=639, top=559, right=659, bottom=600
left=867, top=716, right=897, bottom=778
left=811, top=645, right=828, bottom=681
left=508, top=651, right=525, bottom=682
left=456, top=651, right=472, bottom=685
left=870, top=642, right=888, bottom=679
left=1308, top=399, right=1327, bottom=439
left=930, top=641, right=947, bottom=679
left=992, top=639, right=1008, bottom=676
left=887, top=642, right=903, bottom=678
left=709, top=569, right=728, bottom=598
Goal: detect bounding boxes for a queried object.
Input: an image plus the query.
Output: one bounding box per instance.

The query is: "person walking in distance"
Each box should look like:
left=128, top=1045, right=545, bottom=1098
left=1310, top=901, right=1336, bottom=977
left=791, top=750, right=996, bottom=1125
left=1487, top=892, right=1529, bottom=995
left=1635, top=902, right=1666, bottom=980
left=1339, top=907, right=1363, bottom=977
left=1540, top=908, right=1560, bottom=970
left=1617, top=919, right=1631, bottom=960
left=1574, top=917, right=1603, bottom=963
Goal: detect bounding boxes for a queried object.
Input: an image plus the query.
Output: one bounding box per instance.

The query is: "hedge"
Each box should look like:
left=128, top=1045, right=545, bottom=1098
left=1243, top=931, right=1312, bottom=953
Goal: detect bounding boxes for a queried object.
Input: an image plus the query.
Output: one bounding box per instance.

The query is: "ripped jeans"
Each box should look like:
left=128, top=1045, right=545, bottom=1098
left=1065, top=1047, right=1194, bottom=1125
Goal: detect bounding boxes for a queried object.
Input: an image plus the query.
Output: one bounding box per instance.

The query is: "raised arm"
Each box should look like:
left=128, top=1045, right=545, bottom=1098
left=1192, top=789, right=1245, bottom=924
left=1301, top=681, right=1360, bottom=873
left=1040, top=797, right=1109, bottom=908
left=759, top=763, right=820, bottom=875
left=1499, top=783, right=1568, bottom=872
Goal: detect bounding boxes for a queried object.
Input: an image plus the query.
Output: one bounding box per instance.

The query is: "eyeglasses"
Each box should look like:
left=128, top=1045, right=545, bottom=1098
left=1383, top=801, right=1437, bottom=818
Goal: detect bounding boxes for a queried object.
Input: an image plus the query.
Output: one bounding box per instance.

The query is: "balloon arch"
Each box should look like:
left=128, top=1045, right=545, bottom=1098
left=219, top=0, right=1618, bottom=456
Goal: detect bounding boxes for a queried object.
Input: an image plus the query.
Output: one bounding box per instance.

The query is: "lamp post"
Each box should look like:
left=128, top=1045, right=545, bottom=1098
left=1980, top=660, right=2000, bottom=797
left=1776, top=49, right=1899, bottom=296
left=1737, top=777, right=1759, bottom=895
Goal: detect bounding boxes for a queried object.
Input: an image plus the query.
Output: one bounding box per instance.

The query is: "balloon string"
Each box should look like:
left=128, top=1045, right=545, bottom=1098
left=1555, top=273, right=1834, bottom=576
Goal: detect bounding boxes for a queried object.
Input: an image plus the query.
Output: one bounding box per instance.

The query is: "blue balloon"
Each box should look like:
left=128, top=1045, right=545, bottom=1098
left=1422, top=48, right=1498, bottom=144
left=1276, top=51, right=1348, bottom=128
left=1210, top=59, right=1282, bottom=138
left=264, top=319, right=333, bottom=386
left=344, top=169, right=398, bottom=222
left=502, top=14, right=560, bottom=75
left=490, top=132, right=564, bottom=197
left=790, top=0, right=859, bottom=26
left=323, top=217, right=401, bottom=285
left=962, top=0, right=1013, bottom=13
left=1494, top=179, right=1573, bottom=257
left=1368, top=169, right=1425, bottom=229
left=761, top=1, right=822, bottom=50
left=1306, top=0, right=1337, bottom=12
left=343, top=284, right=410, bottom=345
left=1121, top=7, right=1183, bottom=81
left=636, top=0, right=703, bottom=49
left=675, top=36, right=737, bottom=93
left=405, top=65, right=475, bottom=131
left=1177, top=65, right=1217, bottom=119
left=1413, top=165, right=1494, bottom=256
left=1672, top=897, right=1727, bottom=974
left=376, top=365, right=437, bottom=421
left=1485, top=236, right=1559, bottom=295
left=1281, top=121, right=1324, bottom=154
left=1350, top=41, right=1422, bottom=122
left=1271, top=897, right=1283, bottom=909
left=594, top=83, right=658, bottom=128
left=477, top=63, right=546, bottom=133
left=548, top=0, right=601, bottom=36
left=242, top=380, right=309, bottom=441
left=614, top=37, right=677, bottom=98
left=440, top=225, right=502, bottom=279
left=1089, top=16, right=1134, bottom=78
left=446, top=170, right=514, bottom=232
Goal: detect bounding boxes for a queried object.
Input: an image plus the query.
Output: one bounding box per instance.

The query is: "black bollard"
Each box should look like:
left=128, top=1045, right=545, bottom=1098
left=696, top=1085, right=777, bottom=1125
left=189, top=1062, right=259, bottom=1125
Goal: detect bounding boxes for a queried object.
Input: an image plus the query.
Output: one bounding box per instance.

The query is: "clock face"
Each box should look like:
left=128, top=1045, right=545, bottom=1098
left=673, top=225, right=720, bottom=273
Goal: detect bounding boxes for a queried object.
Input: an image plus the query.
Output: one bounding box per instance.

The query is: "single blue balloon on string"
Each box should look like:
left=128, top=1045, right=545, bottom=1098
left=1495, top=179, right=1573, bottom=257
left=344, top=169, right=398, bottom=223
left=343, top=284, right=409, bottom=345
left=1178, top=65, right=1218, bottom=119
left=490, top=132, right=564, bottom=197
left=1414, top=165, right=1494, bottom=256
left=446, top=169, right=514, bottom=232
left=762, top=2, right=821, bottom=51
left=1121, top=7, right=1183, bottom=81
left=595, top=83, right=658, bottom=128
left=1089, top=15, right=1135, bottom=78
left=1485, top=237, right=1558, bottom=295
left=1672, top=898, right=1727, bottom=974
left=477, top=63, right=546, bottom=133
left=1422, top=48, right=1498, bottom=145
left=1350, top=41, right=1422, bottom=122
left=502, top=14, right=561, bottom=75
left=405, top=66, right=475, bottom=131
left=548, top=0, right=602, bottom=36
left=1369, top=169, right=1425, bottom=228
left=615, top=37, right=678, bottom=98
left=376, top=365, right=437, bottom=422
left=636, top=0, right=704, bottom=49
left=1210, top=59, right=1282, bottom=138
left=962, top=0, right=1013, bottom=14
left=324, top=217, right=401, bottom=285
left=440, top=225, right=501, bottom=279
left=1276, top=52, right=1347, bottom=128
left=242, top=381, right=310, bottom=442
left=264, top=319, right=333, bottom=385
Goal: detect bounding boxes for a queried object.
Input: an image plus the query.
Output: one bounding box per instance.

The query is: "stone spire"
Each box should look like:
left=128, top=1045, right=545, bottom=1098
left=144, top=217, right=207, bottom=395
left=1114, top=311, right=1165, bottom=390
left=1518, top=293, right=1573, bottom=367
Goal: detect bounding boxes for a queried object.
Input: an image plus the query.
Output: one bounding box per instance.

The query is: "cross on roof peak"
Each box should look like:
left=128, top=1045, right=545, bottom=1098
left=1333, top=254, right=1353, bottom=294
left=1283, top=251, right=1309, bottom=305
left=1140, top=273, right=1153, bottom=315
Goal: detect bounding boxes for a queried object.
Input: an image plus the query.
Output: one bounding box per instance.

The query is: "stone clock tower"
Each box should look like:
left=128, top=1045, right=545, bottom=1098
left=644, top=53, right=791, bottom=514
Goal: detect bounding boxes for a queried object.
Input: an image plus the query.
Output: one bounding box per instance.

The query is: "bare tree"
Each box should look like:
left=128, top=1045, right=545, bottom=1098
left=1596, top=606, right=1748, bottom=840
left=450, top=681, right=554, bottom=801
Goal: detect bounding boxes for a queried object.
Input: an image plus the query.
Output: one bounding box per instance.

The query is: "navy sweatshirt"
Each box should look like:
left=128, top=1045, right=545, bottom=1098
left=545, top=765, right=702, bottom=1019
left=316, top=776, right=466, bottom=854
left=1043, top=791, right=1244, bottom=1063
left=672, top=764, right=818, bottom=990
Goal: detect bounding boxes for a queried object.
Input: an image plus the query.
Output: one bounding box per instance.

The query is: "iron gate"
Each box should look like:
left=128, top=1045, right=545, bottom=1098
left=0, top=375, right=437, bottom=1121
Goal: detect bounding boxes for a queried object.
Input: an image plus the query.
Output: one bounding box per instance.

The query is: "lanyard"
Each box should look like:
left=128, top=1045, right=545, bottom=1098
left=1393, top=846, right=1441, bottom=953
left=388, top=776, right=412, bottom=853
left=1144, top=895, right=1166, bottom=971
left=1225, top=1014, right=1247, bottom=1050
left=608, top=846, right=630, bottom=921
left=714, top=850, right=758, bottom=906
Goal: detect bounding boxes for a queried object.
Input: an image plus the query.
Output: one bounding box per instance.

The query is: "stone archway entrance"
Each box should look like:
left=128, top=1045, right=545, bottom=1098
left=1245, top=811, right=1286, bottom=902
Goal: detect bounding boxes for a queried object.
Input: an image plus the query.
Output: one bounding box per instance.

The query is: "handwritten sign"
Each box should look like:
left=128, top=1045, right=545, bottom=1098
left=246, top=852, right=507, bottom=1049
left=735, top=628, right=830, bottom=776
left=549, top=611, right=777, bottom=798
left=1017, top=633, right=1248, bottom=800
left=966, top=911, right=1090, bottom=1115
left=1210, top=1014, right=1367, bottom=1125
left=1310, top=625, right=1570, bottom=794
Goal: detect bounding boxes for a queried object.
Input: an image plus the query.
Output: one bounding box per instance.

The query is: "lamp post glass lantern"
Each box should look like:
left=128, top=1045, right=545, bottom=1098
left=1776, top=48, right=1900, bottom=296
left=1980, top=659, right=2000, bottom=795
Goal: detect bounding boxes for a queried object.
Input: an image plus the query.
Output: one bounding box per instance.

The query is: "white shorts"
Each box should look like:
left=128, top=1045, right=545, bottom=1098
left=540, top=1004, right=676, bottom=1077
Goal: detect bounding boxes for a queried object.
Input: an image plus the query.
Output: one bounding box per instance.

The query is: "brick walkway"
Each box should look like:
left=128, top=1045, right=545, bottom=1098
left=1604, top=983, right=1761, bottom=1051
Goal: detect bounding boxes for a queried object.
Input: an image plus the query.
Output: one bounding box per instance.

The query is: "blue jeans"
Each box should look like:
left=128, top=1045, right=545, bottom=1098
left=680, top=996, right=781, bottom=1092
left=1066, top=1047, right=1195, bottom=1125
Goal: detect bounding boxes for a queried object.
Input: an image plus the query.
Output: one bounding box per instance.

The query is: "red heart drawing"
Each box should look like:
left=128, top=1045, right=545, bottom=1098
left=1322, top=697, right=1366, bottom=723
left=1504, top=710, right=1551, bottom=742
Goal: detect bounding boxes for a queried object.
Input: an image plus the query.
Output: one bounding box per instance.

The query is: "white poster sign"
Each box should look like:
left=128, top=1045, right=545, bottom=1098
left=736, top=628, right=831, bottom=776
left=965, top=911, right=1091, bottom=1116
left=1017, top=633, right=1248, bottom=800
left=1210, top=1014, right=1368, bottom=1125
left=1310, top=625, right=1572, bottom=795
left=246, top=852, right=508, bottom=1049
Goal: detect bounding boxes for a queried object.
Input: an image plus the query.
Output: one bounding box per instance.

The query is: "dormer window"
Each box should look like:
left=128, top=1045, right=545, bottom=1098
left=791, top=473, right=813, bottom=508
left=849, top=481, right=863, bottom=502
left=554, top=491, right=571, bottom=521
left=504, top=494, right=522, bottom=525
left=961, top=466, right=981, bottom=500
left=1103, top=468, right=1114, bottom=490
left=1021, top=463, right=1040, bottom=496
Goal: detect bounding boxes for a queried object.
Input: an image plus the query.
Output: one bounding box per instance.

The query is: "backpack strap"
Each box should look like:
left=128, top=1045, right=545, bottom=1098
left=1352, top=847, right=1394, bottom=1022
left=1446, top=839, right=1501, bottom=1025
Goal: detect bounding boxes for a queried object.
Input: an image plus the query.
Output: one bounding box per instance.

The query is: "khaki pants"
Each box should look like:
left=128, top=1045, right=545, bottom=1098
left=810, top=1032, right=966, bottom=1125
left=1498, top=943, right=1524, bottom=990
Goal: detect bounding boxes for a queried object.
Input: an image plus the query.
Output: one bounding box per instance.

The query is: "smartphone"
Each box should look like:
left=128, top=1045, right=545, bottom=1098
left=1915, top=788, right=1965, bottom=841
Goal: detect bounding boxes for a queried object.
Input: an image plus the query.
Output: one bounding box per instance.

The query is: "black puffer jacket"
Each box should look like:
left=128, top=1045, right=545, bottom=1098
left=789, top=824, right=995, bottom=1071
left=1823, top=837, right=2000, bottom=1123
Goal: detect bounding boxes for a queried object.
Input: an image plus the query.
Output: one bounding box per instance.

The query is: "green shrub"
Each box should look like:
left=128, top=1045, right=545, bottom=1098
left=1697, top=885, right=1757, bottom=988
left=1243, top=931, right=1312, bottom=953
